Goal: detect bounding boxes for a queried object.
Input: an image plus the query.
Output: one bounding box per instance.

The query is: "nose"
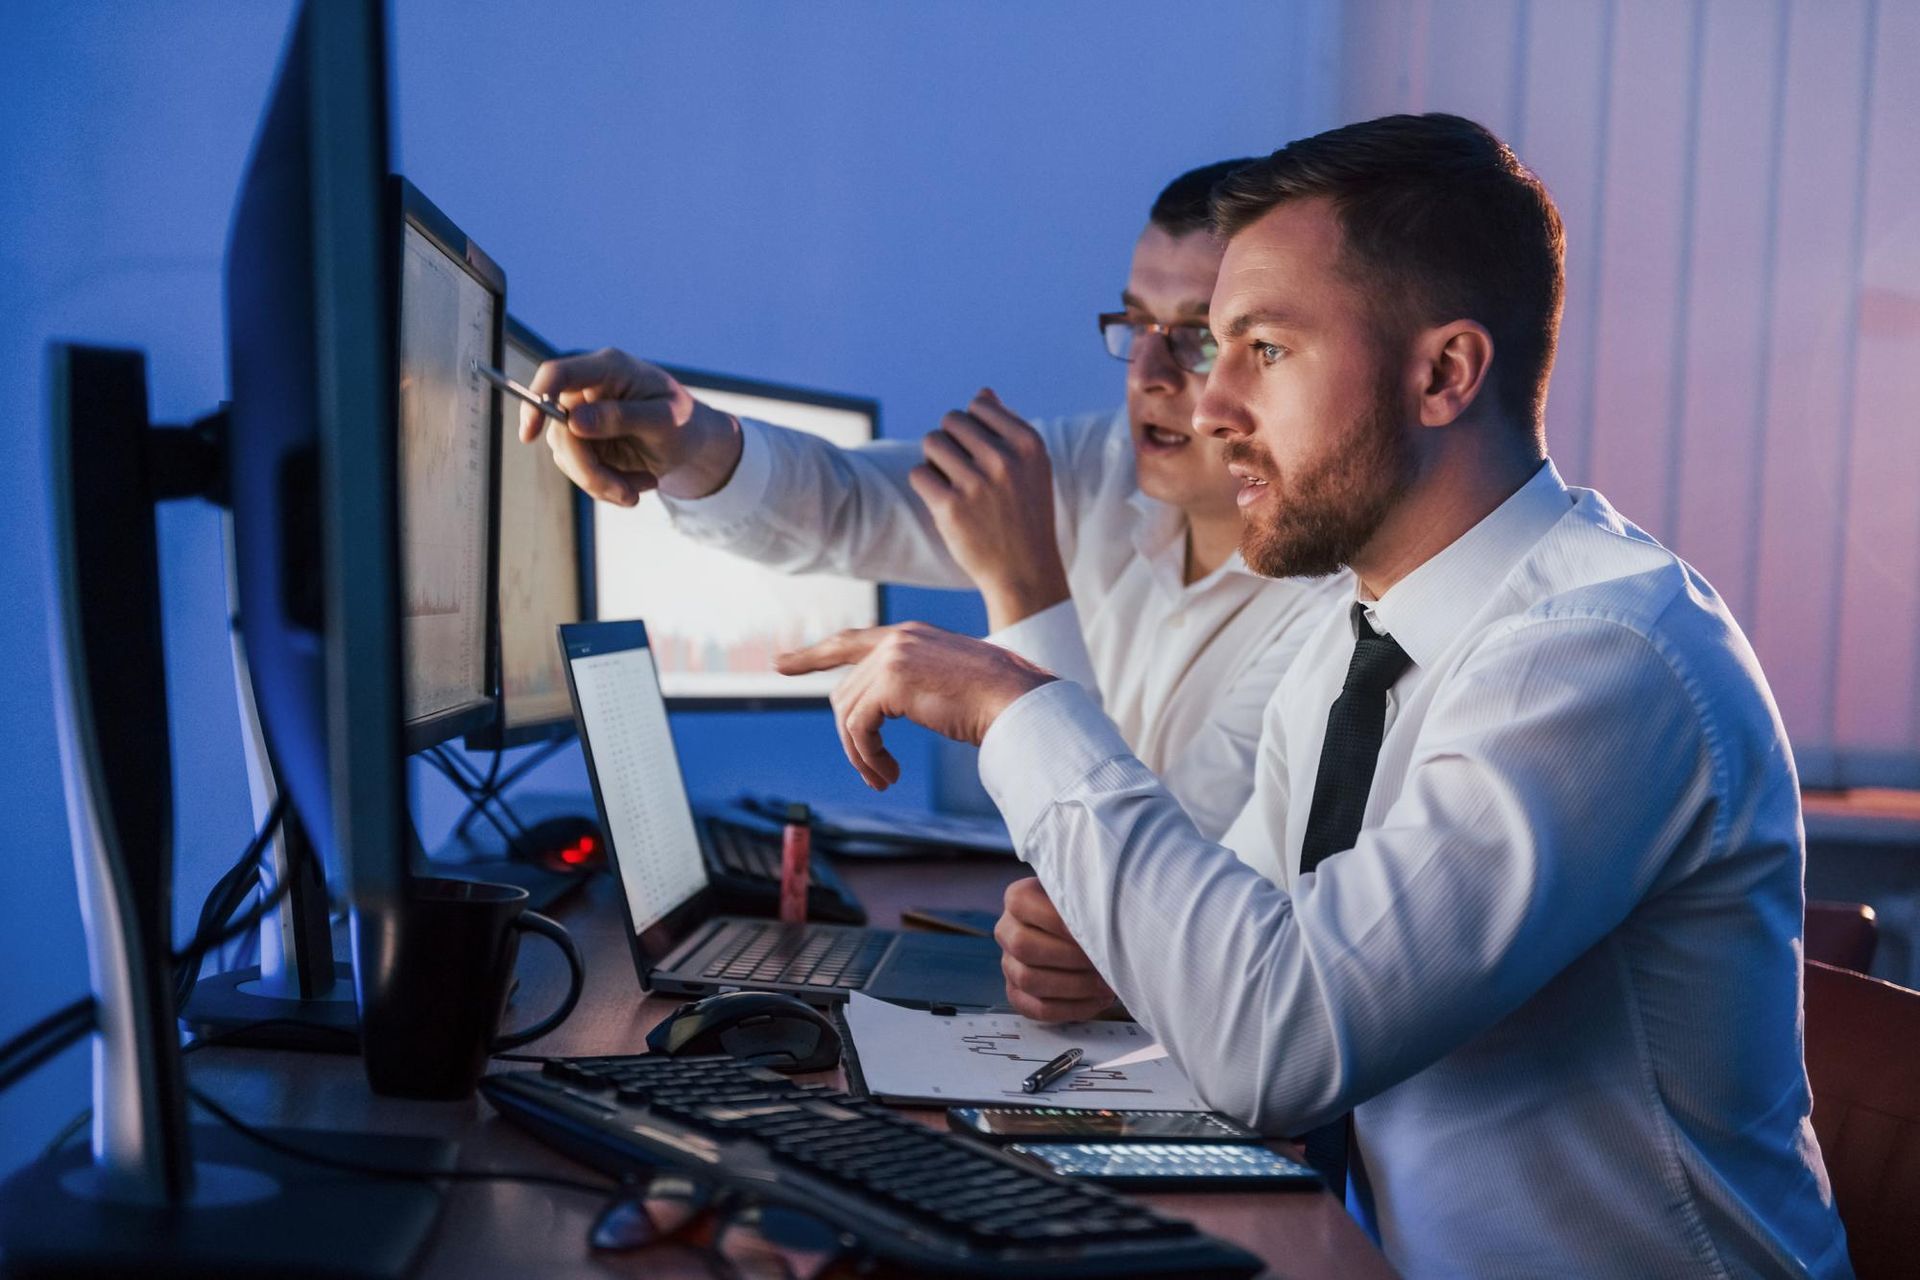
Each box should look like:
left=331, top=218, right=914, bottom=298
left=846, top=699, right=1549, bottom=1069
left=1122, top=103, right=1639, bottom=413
left=1193, top=372, right=1249, bottom=442
left=1127, top=329, right=1185, bottom=400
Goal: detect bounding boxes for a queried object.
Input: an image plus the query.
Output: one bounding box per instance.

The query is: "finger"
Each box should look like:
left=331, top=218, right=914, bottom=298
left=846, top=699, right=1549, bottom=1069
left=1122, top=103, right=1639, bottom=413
left=1001, top=953, right=1112, bottom=1002
left=1004, top=877, right=1074, bottom=938
left=966, top=390, right=1040, bottom=446
left=1005, top=985, right=1114, bottom=1025
left=775, top=627, right=890, bottom=676
left=937, top=411, right=1013, bottom=469
left=544, top=416, right=641, bottom=506
left=995, top=913, right=1097, bottom=971
left=841, top=683, right=901, bottom=791
left=565, top=397, right=682, bottom=441
left=919, top=430, right=983, bottom=489
left=906, top=462, right=954, bottom=506
left=827, top=668, right=886, bottom=790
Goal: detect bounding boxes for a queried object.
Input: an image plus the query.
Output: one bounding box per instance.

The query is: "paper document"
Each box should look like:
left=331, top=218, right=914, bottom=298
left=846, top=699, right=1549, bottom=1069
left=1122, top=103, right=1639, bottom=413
left=843, top=993, right=1207, bottom=1110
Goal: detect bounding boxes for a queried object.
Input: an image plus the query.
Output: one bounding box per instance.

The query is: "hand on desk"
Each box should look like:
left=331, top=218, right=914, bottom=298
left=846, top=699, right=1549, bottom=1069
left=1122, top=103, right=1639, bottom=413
left=774, top=622, right=1055, bottom=791
left=996, top=876, right=1116, bottom=1023
left=518, top=347, right=743, bottom=506
left=910, top=389, right=1071, bottom=632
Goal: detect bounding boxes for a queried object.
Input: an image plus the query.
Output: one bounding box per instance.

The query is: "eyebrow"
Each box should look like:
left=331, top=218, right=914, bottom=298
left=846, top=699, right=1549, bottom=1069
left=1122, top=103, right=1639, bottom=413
left=1120, top=290, right=1211, bottom=320
left=1218, top=307, right=1310, bottom=339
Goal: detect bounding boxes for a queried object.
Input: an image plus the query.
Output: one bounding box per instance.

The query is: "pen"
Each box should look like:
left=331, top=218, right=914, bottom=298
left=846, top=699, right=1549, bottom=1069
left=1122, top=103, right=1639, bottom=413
left=1021, top=1047, right=1084, bottom=1094
left=473, top=360, right=570, bottom=424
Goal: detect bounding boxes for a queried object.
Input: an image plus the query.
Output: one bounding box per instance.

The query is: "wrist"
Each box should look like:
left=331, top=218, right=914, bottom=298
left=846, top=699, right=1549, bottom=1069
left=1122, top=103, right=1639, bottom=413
left=972, top=667, right=1056, bottom=744
left=656, top=408, right=744, bottom=500
left=981, top=566, right=1070, bottom=633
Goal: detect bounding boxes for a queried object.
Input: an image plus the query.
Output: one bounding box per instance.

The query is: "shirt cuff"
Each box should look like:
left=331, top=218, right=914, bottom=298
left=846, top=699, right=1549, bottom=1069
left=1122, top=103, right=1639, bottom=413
left=659, top=416, right=774, bottom=529
left=985, top=599, right=1100, bottom=694
left=978, top=679, right=1132, bottom=850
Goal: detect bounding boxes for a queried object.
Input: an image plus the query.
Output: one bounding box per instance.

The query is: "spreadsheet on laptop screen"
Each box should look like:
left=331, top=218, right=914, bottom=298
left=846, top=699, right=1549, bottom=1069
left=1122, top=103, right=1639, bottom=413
left=565, top=638, right=708, bottom=934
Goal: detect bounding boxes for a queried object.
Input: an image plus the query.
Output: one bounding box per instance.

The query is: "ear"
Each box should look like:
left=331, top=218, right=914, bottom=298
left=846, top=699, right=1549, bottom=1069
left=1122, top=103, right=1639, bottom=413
left=1414, top=321, right=1494, bottom=428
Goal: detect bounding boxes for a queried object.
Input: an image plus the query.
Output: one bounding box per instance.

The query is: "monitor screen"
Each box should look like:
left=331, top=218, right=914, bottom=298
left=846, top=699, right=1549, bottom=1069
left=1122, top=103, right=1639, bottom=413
left=560, top=621, right=708, bottom=937
left=590, top=376, right=880, bottom=703
left=489, top=320, right=581, bottom=740
left=396, top=208, right=498, bottom=743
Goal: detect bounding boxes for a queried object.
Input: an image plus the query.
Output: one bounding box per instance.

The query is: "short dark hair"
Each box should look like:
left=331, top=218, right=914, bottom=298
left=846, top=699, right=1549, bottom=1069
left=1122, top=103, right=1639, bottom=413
left=1212, top=113, right=1565, bottom=431
left=1149, top=157, right=1259, bottom=238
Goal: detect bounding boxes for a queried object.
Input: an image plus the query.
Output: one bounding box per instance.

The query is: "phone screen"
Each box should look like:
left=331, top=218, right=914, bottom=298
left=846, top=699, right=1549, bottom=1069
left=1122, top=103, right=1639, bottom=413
left=1008, top=1141, right=1318, bottom=1186
left=950, top=1107, right=1258, bottom=1142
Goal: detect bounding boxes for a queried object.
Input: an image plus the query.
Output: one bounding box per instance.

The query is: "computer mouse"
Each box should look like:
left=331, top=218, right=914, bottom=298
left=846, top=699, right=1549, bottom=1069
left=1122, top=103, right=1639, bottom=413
left=645, top=991, right=842, bottom=1073
left=516, top=815, right=605, bottom=875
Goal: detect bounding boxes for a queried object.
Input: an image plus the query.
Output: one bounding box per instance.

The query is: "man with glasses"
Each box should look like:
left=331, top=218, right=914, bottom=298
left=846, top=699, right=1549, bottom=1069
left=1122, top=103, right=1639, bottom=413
left=524, top=159, right=1346, bottom=845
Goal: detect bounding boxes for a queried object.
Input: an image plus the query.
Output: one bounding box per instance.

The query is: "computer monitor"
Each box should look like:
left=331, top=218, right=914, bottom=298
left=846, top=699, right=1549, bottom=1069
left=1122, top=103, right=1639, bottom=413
left=466, top=316, right=583, bottom=748
left=4, top=2, right=448, bottom=1272
left=392, top=179, right=502, bottom=751
left=586, top=371, right=882, bottom=708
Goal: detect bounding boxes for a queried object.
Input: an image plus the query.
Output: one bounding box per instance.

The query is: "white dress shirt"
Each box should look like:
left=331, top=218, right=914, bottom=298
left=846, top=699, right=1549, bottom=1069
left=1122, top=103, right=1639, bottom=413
left=662, top=408, right=1348, bottom=839
left=978, top=461, right=1850, bottom=1279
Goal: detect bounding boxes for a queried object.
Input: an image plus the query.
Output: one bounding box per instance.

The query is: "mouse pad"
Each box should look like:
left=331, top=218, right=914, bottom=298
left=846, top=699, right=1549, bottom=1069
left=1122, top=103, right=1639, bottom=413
left=861, top=933, right=1008, bottom=1011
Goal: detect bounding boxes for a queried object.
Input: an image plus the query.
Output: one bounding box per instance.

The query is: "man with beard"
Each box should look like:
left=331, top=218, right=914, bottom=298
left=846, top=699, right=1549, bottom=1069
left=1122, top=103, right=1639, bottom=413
left=775, top=114, right=1851, bottom=1278
left=522, top=160, right=1347, bottom=846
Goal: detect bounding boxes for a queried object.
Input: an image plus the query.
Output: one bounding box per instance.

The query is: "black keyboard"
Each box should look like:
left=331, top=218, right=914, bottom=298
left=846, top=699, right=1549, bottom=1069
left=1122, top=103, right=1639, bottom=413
left=703, top=817, right=867, bottom=926
left=699, top=920, right=891, bottom=989
left=481, top=1054, right=1262, bottom=1278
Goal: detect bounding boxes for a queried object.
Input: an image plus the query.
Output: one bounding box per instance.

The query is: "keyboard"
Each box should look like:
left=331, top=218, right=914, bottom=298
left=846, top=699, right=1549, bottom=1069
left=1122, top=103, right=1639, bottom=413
left=481, top=1054, right=1262, bottom=1278
left=699, top=919, right=892, bottom=990
left=703, top=816, right=867, bottom=925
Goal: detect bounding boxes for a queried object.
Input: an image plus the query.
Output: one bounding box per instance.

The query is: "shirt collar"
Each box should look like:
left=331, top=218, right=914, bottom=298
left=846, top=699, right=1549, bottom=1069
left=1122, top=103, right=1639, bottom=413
left=1357, top=459, right=1573, bottom=666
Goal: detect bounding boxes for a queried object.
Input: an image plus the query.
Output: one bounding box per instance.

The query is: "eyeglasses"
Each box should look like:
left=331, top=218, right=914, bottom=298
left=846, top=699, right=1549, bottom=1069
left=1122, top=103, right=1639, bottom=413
left=1097, top=311, right=1218, bottom=375
left=590, top=1168, right=853, bottom=1279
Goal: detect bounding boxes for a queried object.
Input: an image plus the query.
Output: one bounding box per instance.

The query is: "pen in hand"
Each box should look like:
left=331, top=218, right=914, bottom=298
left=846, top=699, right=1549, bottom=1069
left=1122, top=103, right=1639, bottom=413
left=1021, top=1047, right=1084, bottom=1094
left=473, top=360, right=569, bottom=425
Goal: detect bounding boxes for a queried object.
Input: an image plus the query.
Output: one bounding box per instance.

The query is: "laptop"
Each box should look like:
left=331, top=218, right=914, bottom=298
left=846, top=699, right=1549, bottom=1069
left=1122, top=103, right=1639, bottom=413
left=558, top=619, right=1008, bottom=1009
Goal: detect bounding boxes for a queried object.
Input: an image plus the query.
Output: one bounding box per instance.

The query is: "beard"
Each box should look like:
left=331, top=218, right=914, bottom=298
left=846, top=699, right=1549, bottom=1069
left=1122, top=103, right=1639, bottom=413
left=1226, top=376, right=1414, bottom=579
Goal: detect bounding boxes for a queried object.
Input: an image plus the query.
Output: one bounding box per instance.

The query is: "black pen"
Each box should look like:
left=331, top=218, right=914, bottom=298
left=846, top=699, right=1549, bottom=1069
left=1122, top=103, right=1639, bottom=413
left=1021, top=1047, right=1084, bottom=1094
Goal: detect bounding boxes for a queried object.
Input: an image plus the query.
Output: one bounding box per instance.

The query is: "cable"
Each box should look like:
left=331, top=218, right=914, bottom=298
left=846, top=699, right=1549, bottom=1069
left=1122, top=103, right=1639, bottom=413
left=423, top=750, right=531, bottom=855
left=175, top=793, right=291, bottom=1007
left=0, top=997, right=95, bottom=1096
left=188, top=1086, right=620, bottom=1198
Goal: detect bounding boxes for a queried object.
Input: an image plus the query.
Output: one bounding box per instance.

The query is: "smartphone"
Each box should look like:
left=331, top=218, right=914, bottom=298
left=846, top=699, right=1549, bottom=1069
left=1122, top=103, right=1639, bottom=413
left=1007, top=1141, right=1320, bottom=1189
left=946, top=1106, right=1261, bottom=1144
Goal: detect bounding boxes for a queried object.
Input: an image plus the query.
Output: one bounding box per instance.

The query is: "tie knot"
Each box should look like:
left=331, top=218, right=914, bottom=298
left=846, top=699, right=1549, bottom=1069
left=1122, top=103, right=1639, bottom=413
left=1343, top=607, right=1412, bottom=695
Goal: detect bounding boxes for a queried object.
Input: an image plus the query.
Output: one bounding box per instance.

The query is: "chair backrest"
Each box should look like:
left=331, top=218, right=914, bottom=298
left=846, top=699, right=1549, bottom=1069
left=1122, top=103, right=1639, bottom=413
left=1806, top=900, right=1879, bottom=974
left=1803, top=959, right=1920, bottom=1279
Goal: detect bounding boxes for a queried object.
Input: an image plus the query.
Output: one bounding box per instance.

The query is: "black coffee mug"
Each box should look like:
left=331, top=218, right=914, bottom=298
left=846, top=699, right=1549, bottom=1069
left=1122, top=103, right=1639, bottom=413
left=361, top=877, right=585, bottom=1100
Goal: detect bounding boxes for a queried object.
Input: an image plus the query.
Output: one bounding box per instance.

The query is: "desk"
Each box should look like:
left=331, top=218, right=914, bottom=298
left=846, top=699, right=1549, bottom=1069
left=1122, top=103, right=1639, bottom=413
left=188, top=854, right=1395, bottom=1279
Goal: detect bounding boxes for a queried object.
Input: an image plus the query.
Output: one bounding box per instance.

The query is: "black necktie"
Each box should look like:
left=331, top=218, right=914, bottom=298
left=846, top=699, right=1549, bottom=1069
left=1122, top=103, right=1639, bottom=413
left=1296, top=604, right=1413, bottom=1192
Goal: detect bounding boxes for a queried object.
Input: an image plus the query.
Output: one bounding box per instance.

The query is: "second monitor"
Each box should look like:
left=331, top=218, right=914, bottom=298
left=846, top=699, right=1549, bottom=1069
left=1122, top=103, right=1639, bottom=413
left=587, top=373, right=881, bottom=708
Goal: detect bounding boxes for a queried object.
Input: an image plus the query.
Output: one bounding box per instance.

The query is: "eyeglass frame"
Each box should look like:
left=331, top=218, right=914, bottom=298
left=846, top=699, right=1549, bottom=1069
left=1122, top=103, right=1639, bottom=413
left=1096, top=310, right=1219, bottom=375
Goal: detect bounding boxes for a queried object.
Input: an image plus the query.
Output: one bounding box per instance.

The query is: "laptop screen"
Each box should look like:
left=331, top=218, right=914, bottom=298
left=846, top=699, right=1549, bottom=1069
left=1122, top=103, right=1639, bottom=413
left=558, top=621, right=709, bottom=938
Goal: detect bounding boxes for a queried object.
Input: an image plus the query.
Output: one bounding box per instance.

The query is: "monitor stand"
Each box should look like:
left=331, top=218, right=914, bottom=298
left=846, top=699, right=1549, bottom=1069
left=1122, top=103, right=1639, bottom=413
left=0, top=1125, right=453, bottom=1279
left=178, top=541, right=359, bottom=1054
left=0, top=343, right=449, bottom=1277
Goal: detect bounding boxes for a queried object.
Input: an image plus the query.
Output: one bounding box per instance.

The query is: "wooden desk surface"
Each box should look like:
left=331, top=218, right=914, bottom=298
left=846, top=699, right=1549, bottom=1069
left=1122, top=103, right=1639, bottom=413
left=189, top=854, right=1394, bottom=1279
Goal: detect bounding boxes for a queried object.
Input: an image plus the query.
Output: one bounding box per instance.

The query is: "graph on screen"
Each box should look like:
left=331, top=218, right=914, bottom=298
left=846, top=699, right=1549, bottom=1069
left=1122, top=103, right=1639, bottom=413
left=494, top=332, right=579, bottom=732
left=592, top=384, right=878, bottom=700
left=398, top=222, right=493, bottom=726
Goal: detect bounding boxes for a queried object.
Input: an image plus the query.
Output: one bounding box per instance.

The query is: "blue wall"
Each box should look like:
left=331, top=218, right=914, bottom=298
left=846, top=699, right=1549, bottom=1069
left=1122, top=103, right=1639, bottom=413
left=0, top=0, right=1335, bottom=1169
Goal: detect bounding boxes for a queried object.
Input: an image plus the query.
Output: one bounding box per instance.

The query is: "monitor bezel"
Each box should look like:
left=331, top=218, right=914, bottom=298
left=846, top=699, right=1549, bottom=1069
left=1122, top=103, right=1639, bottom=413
left=390, top=176, right=505, bottom=754
left=576, top=364, right=887, bottom=712
left=465, top=315, right=587, bottom=750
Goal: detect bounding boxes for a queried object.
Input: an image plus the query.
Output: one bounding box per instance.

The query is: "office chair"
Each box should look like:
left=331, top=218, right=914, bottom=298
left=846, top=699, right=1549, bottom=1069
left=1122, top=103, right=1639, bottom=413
left=1802, top=959, right=1920, bottom=1279
left=1805, top=901, right=1879, bottom=975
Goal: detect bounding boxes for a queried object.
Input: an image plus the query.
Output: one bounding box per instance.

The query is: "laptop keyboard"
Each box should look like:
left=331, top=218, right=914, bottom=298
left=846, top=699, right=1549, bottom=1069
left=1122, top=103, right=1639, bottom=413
left=706, top=817, right=819, bottom=884
left=702, top=920, right=892, bottom=989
